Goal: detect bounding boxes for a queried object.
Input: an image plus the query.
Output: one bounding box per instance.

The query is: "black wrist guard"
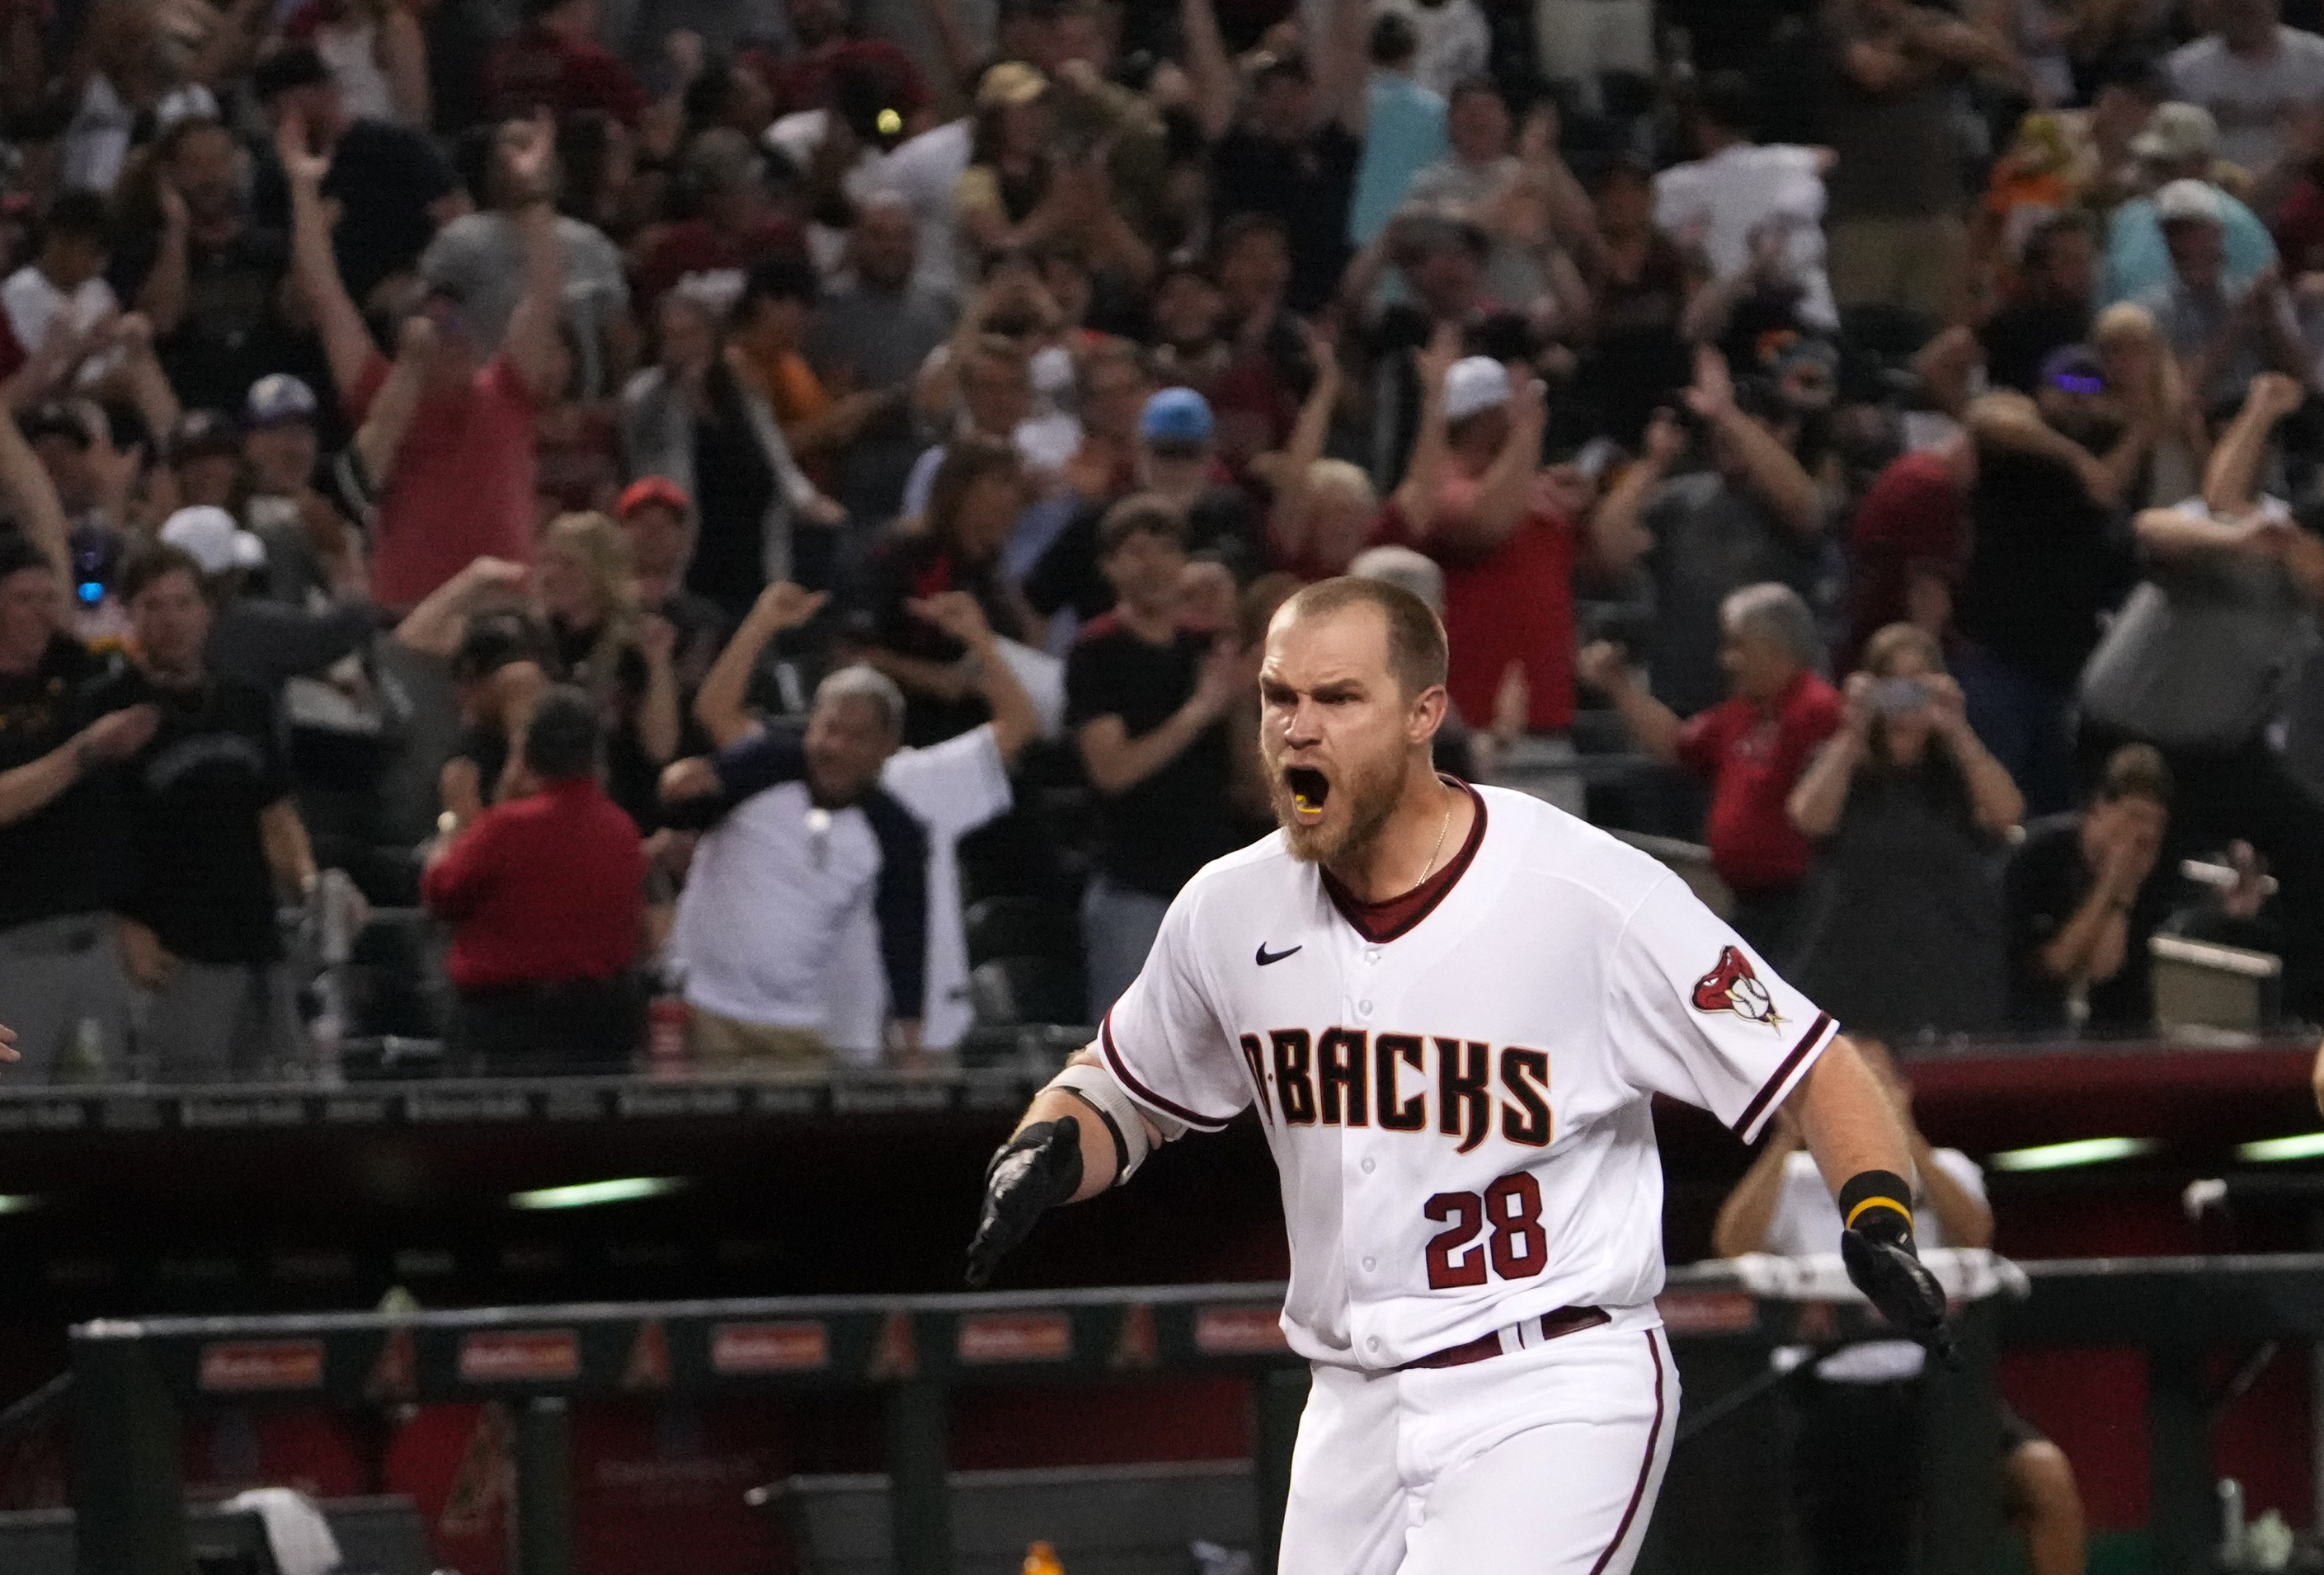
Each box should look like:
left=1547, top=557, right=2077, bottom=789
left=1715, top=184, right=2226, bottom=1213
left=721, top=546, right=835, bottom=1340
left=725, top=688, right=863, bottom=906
left=1837, top=1168, right=1916, bottom=1248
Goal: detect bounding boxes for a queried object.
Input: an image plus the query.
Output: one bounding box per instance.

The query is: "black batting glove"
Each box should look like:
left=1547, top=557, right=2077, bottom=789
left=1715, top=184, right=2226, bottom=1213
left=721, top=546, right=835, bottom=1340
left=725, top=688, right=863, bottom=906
left=1837, top=1168, right=1956, bottom=1367
left=965, top=1117, right=1084, bottom=1288
left=1842, top=1228, right=1957, bottom=1367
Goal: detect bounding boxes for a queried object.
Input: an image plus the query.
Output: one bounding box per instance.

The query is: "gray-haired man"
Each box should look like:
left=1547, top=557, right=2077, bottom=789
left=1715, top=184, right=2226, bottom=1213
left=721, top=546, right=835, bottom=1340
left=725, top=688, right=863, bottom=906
left=659, top=664, right=930, bottom=1069
left=1581, top=582, right=1843, bottom=958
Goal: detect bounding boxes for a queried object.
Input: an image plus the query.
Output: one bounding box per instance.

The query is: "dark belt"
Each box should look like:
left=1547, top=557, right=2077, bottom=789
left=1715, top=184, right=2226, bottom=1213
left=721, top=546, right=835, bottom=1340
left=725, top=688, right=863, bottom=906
left=1400, top=1305, right=1611, bottom=1371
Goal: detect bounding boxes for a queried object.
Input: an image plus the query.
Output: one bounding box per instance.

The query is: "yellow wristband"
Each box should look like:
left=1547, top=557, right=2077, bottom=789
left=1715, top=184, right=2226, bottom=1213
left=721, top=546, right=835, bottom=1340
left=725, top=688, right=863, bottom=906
left=1845, top=1197, right=1912, bottom=1230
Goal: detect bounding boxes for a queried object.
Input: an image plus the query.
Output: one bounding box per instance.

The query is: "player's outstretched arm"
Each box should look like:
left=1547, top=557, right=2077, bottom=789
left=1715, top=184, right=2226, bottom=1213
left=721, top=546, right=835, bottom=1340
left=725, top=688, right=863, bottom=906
left=965, top=1050, right=1171, bottom=1286
left=1785, top=1036, right=1957, bottom=1363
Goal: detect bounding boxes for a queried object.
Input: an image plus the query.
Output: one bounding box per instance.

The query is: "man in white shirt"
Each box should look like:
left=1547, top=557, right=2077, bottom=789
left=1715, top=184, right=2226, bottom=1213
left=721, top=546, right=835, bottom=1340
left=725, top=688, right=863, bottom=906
left=1652, top=73, right=1838, bottom=333
left=1713, top=1041, right=2083, bottom=1575
left=2165, top=0, right=2324, bottom=174
left=660, top=663, right=929, bottom=1067
left=680, top=580, right=1042, bottom=1060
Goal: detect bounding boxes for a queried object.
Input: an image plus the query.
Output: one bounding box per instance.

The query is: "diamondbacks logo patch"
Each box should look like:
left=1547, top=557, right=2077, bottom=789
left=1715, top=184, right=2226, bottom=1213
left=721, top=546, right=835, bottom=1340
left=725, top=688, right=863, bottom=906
left=1692, top=945, right=1783, bottom=1029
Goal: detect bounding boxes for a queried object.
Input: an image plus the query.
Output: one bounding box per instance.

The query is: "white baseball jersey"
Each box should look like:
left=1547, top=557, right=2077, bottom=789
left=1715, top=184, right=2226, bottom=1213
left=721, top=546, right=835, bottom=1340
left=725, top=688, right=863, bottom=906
left=1104, top=783, right=1841, bottom=1371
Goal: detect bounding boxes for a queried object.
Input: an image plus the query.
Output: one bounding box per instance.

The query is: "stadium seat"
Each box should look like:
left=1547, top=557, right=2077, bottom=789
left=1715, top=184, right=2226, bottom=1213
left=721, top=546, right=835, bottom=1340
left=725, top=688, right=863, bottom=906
left=969, top=957, right=1085, bottom=1029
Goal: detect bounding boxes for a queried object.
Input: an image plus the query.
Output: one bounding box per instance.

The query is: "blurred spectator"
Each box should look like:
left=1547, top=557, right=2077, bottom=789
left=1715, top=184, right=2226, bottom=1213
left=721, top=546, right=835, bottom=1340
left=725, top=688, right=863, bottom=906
left=419, top=126, right=631, bottom=401
left=2080, top=371, right=2324, bottom=1018
left=1592, top=346, right=1827, bottom=719
left=1819, top=0, right=2020, bottom=323
left=239, top=374, right=360, bottom=599
left=1711, top=1041, right=2003, bottom=1575
left=1067, top=495, right=1253, bottom=1018
left=1842, top=435, right=1969, bottom=673
left=619, top=286, right=841, bottom=617
left=1260, top=335, right=1378, bottom=581
left=2135, top=181, right=2307, bottom=407
left=2005, top=741, right=2176, bottom=1034
left=630, top=127, right=798, bottom=309
left=1348, top=542, right=1481, bottom=779
left=810, top=193, right=957, bottom=520
left=1651, top=71, right=1837, bottom=336
left=848, top=435, right=1039, bottom=744
left=2162, top=0, right=2324, bottom=174
left=1, top=192, right=120, bottom=388
left=1346, top=14, right=1446, bottom=248
left=279, top=0, right=432, bottom=126
left=615, top=477, right=728, bottom=691
left=484, top=0, right=651, bottom=126
left=1785, top=624, right=2021, bottom=1040
left=251, top=44, right=468, bottom=309
left=732, top=256, right=883, bottom=503
left=534, top=510, right=682, bottom=825
left=870, top=89, right=977, bottom=303
left=1028, top=387, right=1264, bottom=627
left=530, top=323, right=623, bottom=522
left=662, top=664, right=929, bottom=1067
left=1580, top=583, right=1842, bottom=958
left=754, top=0, right=930, bottom=131
left=157, top=505, right=373, bottom=696
left=2101, top=105, right=2276, bottom=306
left=953, top=63, right=1056, bottom=261
left=1984, top=211, right=2100, bottom=393
left=87, top=545, right=321, bottom=1079
left=1184, top=0, right=1367, bottom=313
left=1384, top=346, right=1580, bottom=789
left=120, top=116, right=313, bottom=418
left=695, top=580, right=1040, bottom=1055
left=0, top=529, right=158, bottom=1079
left=421, top=684, right=647, bottom=1073
left=1583, top=155, right=1695, bottom=443
left=286, top=111, right=567, bottom=613
left=1955, top=359, right=2147, bottom=811
left=1374, top=0, right=1488, bottom=101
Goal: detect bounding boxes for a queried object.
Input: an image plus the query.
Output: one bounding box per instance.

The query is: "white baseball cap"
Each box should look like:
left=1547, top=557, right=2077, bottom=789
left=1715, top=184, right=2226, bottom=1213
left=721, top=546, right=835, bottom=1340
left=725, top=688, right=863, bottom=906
left=159, top=506, right=266, bottom=574
left=1443, top=356, right=1512, bottom=423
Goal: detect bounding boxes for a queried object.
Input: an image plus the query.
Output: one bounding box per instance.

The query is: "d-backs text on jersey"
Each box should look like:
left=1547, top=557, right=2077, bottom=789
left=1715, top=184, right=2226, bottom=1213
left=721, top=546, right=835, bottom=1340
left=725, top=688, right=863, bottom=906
left=1237, top=1030, right=1551, bottom=1153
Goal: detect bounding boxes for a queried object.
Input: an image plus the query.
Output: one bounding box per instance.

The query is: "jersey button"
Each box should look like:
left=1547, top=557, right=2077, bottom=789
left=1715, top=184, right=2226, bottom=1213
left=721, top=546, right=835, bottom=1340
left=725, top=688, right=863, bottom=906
left=1357, top=1000, right=1374, bottom=1017
left=1367, top=1337, right=1381, bottom=1352
left=1362, top=1257, right=1376, bottom=1272
left=1364, top=948, right=1381, bottom=965
left=1360, top=1158, right=1376, bottom=1173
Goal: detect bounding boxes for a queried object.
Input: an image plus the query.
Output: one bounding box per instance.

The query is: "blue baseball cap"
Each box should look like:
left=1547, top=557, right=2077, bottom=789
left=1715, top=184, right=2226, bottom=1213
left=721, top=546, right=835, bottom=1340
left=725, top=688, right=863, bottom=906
left=1140, top=387, right=1214, bottom=445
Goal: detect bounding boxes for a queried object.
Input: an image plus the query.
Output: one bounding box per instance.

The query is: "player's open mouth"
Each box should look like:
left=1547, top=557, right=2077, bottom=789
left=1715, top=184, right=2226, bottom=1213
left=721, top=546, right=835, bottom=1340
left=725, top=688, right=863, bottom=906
left=1285, top=766, right=1329, bottom=822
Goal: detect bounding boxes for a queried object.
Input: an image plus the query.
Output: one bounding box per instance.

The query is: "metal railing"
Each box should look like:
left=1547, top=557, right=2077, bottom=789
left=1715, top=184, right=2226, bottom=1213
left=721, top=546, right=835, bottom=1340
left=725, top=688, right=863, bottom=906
left=53, top=1255, right=2324, bottom=1575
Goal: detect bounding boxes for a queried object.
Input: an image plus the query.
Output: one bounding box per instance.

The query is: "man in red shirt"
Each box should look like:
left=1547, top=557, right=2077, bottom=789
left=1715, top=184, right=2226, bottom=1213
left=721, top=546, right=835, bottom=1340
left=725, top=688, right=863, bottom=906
left=284, top=110, right=564, bottom=611
left=484, top=0, right=650, bottom=125
left=1381, top=348, right=1581, bottom=802
left=1581, top=582, right=1842, bottom=960
left=421, top=685, right=647, bottom=1074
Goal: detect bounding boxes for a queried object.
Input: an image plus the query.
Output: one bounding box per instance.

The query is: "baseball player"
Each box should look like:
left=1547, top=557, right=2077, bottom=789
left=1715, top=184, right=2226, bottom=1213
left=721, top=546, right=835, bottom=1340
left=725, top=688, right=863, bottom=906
left=967, top=577, right=1949, bottom=1575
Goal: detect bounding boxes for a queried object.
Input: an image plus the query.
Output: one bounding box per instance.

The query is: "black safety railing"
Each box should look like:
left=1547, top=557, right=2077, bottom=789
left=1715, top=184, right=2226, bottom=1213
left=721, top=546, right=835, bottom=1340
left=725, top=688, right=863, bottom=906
left=54, top=1255, right=2324, bottom=1575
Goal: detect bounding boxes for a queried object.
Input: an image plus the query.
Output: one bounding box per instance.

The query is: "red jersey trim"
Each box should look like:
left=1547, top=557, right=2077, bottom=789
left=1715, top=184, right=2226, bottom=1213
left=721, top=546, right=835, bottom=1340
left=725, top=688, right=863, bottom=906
left=1320, top=779, right=1489, bottom=944
left=1729, top=1012, right=1837, bottom=1140
left=1100, top=1011, right=1233, bottom=1131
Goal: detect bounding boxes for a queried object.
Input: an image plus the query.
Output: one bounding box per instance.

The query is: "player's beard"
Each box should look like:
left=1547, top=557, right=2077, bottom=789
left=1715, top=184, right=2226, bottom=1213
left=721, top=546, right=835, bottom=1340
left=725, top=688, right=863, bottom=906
left=1269, top=741, right=1405, bottom=867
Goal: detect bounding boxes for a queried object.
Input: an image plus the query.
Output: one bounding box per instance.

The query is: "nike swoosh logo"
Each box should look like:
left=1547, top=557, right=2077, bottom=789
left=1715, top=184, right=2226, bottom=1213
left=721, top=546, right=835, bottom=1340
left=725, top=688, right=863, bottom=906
left=1255, top=943, right=1302, bottom=966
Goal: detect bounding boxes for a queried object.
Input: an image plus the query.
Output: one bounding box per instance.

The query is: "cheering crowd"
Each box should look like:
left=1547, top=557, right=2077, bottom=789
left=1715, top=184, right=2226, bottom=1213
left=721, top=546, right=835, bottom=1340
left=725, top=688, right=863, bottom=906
left=0, top=0, right=2321, bottom=1080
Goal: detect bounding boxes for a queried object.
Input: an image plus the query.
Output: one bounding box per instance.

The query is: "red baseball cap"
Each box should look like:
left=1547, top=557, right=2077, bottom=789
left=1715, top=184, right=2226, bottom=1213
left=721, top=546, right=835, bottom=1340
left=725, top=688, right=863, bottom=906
left=618, top=477, right=692, bottom=518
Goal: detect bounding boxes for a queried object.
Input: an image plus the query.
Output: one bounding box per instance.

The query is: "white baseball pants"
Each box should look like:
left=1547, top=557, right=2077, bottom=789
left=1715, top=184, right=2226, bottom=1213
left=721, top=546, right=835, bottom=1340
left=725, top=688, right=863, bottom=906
left=1279, top=1321, right=1677, bottom=1575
